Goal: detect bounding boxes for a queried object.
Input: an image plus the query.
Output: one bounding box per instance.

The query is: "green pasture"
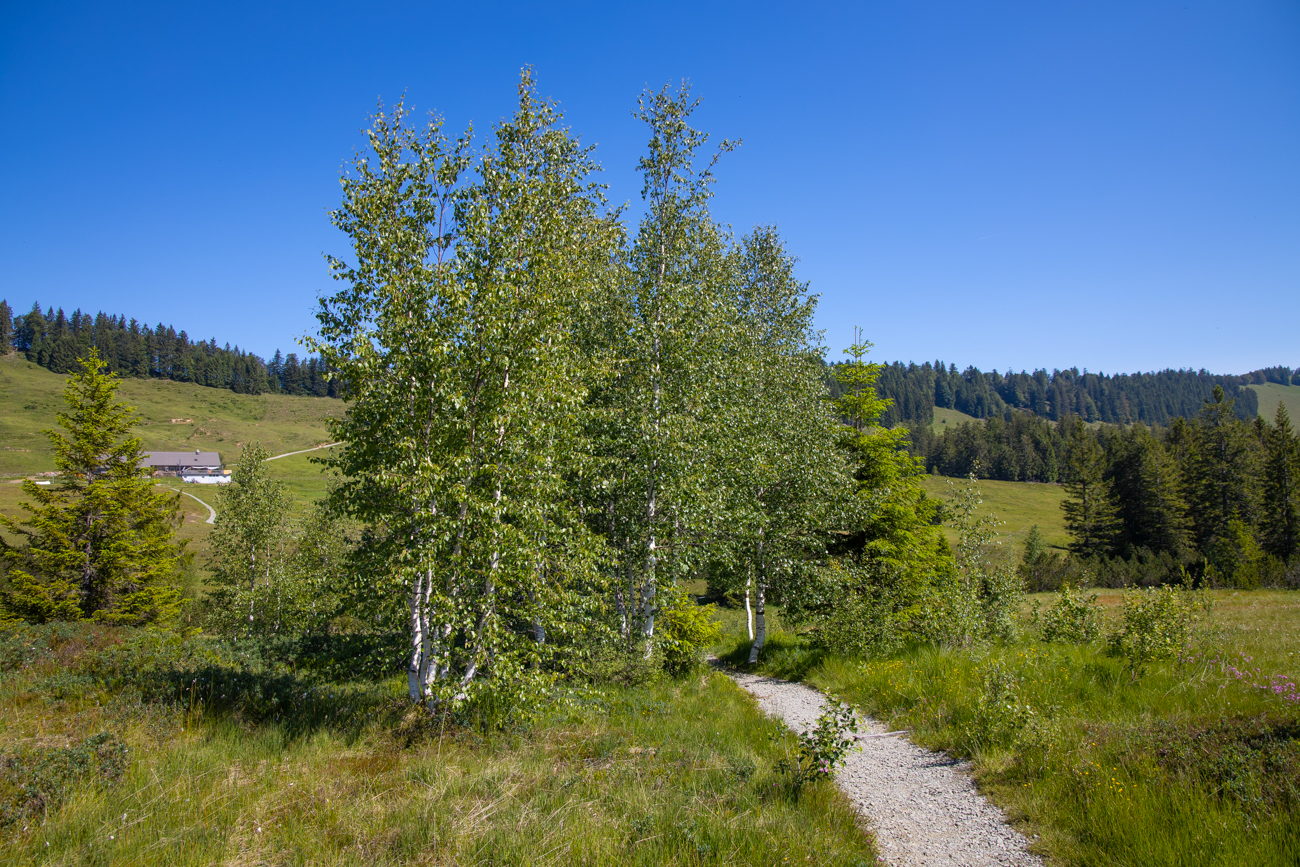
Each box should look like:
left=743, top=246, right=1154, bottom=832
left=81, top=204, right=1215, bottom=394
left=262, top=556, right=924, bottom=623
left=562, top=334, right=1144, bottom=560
left=930, top=405, right=982, bottom=432
left=0, top=353, right=344, bottom=477
left=921, top=474, right=1069, bottom=553
left=1248, top=382, right=1300, bottom=424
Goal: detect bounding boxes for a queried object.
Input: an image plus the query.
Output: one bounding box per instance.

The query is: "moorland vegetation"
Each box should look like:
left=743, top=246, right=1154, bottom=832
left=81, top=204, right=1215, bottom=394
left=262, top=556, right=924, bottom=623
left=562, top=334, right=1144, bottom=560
left=0, top=69, right=1297, bottom=866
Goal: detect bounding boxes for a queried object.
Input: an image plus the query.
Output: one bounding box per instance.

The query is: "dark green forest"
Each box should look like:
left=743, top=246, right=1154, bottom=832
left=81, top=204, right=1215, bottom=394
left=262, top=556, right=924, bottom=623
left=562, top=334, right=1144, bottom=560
left=862, top=359, right=1299, bottom=426
left=0, top=299, right=337, bottom=397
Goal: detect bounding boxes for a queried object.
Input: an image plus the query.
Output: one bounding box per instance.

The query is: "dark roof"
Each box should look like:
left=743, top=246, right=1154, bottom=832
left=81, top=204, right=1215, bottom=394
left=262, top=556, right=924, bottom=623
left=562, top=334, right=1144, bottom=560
left=141, top=451, right=222, bottom=468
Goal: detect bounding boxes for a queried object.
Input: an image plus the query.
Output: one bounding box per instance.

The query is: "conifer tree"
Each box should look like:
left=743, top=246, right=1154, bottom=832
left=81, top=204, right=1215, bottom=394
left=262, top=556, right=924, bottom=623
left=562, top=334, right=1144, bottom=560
left=0, top=351, right=184, bottom=624
left=1261, top=402, right=1299, bottom=560
left=1186, top=386, right=1259, bottom=556
left=0, top=299, right=12, bottom=354
left=1107, top=424, right=1187, bottom=557
left=1060, top=419, right=1119, bottom=557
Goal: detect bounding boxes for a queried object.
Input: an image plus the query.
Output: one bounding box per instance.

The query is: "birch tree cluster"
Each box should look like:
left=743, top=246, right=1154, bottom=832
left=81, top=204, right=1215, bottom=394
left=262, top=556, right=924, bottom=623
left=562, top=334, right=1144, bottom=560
left=306, top=71, right=951, bottom=708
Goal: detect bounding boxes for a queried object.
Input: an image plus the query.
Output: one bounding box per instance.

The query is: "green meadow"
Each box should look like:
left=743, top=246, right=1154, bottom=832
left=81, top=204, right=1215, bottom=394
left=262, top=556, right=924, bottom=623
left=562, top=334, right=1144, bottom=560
left=1248, top=382, right=1300, bottom=424
left=920, top=474, right=1070, bottom=553
left=0, top=353, right=344, bottom=478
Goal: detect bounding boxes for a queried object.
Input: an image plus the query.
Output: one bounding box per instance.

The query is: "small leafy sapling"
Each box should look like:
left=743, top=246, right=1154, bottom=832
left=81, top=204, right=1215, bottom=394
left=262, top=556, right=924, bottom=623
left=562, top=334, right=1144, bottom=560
left=776, top=696, right=860, bottom=789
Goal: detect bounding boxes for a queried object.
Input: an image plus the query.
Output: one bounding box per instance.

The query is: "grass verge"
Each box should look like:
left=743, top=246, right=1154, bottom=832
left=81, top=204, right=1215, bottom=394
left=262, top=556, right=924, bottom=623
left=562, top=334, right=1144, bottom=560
left=716, top=590, right=1300, bottom=866
left=0, top=623, right=876, bottom=866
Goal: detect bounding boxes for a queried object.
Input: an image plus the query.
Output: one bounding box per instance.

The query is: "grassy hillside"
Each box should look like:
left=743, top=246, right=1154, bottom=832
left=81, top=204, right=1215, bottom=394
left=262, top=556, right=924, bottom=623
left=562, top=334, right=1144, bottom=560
left=262, top=446, right=342, bottom=518
left=920, top=474, right=1069, bottom=553
left=1248, top=382, right=1300, bottom=424
left=929, top=405, right=982, bottom=432
left=0, top=353, right=345, bottom=477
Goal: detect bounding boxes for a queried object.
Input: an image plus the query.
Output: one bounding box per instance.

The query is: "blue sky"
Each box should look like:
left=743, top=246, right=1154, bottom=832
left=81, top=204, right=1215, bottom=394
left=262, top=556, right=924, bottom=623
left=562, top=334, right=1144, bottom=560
left=2, top=1, right=1297, bottom=375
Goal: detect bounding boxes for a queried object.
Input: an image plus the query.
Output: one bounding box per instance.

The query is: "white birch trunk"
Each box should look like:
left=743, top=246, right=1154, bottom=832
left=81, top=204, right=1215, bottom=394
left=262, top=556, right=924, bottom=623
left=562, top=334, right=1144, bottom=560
left=744, top=575, right=754, bottom=641
left=747, top=582, right=767, bottom=664
left=748, top=537, right=767, bottom=664
left=407, top=569, right=426, bottom=700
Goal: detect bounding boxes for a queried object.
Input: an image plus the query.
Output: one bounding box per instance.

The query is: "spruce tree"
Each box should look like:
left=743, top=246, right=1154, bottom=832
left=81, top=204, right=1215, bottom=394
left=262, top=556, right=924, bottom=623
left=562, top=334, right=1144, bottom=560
left=1186, top=386, right=1259, bottom=557
left=1260, top=402, right=1299, bottom=560
left=1107, top=424, right=1187, bottom=557
left=1060, top=420, right=1119, bottom=557
left=0, top=299, right=12, bottom=354
left=0, top=351, right=184, bottom=624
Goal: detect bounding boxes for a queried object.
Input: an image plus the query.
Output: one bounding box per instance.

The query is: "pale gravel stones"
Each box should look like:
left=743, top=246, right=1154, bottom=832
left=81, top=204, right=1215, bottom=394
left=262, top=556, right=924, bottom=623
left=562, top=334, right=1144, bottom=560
left=725, top=670, right=1046, bottom=867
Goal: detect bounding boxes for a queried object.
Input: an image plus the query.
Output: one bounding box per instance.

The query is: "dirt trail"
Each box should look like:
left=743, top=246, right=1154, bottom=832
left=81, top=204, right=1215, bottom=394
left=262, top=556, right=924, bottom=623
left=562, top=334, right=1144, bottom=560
left=725, top=669, right=1045, bottom=867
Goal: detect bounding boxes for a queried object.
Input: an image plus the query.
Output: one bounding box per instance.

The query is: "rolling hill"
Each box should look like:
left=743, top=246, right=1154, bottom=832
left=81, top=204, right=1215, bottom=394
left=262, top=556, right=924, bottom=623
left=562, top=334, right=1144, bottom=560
left=1247, top=382, right=1300, bottom=424
left=0, top=352, right=344, bottom=477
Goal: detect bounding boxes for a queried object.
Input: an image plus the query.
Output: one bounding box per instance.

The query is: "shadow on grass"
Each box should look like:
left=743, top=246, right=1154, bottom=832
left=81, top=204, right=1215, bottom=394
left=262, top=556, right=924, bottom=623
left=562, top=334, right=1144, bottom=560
left=715, top=631, right=826, bottom=682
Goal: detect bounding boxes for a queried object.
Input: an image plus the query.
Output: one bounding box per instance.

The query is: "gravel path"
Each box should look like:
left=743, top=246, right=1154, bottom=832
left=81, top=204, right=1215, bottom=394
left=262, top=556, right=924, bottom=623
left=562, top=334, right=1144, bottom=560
left=725, top=669, right=1045, bottom=867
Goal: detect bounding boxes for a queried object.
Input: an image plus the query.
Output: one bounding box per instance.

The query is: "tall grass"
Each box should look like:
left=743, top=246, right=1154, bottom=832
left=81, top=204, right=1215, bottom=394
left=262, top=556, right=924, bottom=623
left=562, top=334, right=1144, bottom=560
left=718, top=590, right=1300, bottom=866
left=0, top=624, right=877, bottom=865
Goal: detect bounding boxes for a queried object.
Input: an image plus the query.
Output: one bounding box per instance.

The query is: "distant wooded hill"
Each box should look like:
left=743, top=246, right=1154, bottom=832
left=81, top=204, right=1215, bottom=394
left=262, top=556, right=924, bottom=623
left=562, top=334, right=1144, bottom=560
left=842, top=360, right=1299, bottom=427
left=0, top=300, right=339, bottom=398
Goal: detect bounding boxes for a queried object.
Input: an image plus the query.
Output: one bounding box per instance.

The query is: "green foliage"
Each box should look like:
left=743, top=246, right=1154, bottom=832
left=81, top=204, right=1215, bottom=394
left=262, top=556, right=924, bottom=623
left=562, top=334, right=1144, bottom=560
left=967, top=659, right=1037, bottom=750
left=0, top=299, right=11, bottom=355
left=1260, top=402, right=1299, bottom=560
left=0, top=351, right=183, bottom=625
left=1039, top=585, right=1102, bottom=644
left=775, top=696, right=859, bottom=790
left=1186, top=386, right=1261, bottom=558
left=1060, top=419, right=1120, bottom=558
left=1106, top=584, right=1204, bottom=670
left=310, top=71, right=619, bottom=704
left=942, top=473, right=1022, bottom=644
left=5, top=300, right=338, bottom=397
left=874, top=358, right=1262, bottom=429
left=203, top=446, right=351, bottom=643
left=205, top=443, right=296, bottom=639
left=657, top=588, right=723, bottom=676
left=0, top=732, right=127, bottom=831
left=795, top=334, right=952, bottom=659
left=1021, top=524, right=1045, bottom=565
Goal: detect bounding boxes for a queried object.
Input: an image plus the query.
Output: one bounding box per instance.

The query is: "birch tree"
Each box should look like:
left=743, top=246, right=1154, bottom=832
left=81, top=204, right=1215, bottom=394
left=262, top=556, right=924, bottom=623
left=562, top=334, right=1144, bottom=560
left=715, top=228, right=846, bottom=663
left=593, top=83, right=738, bottom=654
left=206, top=443, right=295, bottom=639
left=311, top=71, right=617, bottom=704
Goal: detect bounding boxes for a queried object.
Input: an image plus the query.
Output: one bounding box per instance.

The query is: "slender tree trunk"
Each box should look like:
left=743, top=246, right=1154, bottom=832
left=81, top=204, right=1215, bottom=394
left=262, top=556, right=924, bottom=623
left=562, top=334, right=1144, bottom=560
left=747, top=583, right=767, bottom=664
left=642, top=335, right=661, bottom=657
left=748, top=537, right=767, bottom=664
left=744, top=574, right=754, bottom=641
left=407, top=569, right=426, bottom=700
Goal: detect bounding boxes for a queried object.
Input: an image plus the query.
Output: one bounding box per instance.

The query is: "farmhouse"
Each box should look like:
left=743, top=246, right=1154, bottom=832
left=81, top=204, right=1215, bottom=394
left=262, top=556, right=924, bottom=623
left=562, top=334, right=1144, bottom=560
left=140, top=449, right=231, bottom=483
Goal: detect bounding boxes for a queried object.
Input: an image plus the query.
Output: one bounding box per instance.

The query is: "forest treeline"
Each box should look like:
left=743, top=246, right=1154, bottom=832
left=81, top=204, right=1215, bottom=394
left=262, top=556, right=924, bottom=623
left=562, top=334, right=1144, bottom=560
left=0, top=298, right=338, bottom=397
left=904, top=389, right=1300, bottom=584
left=3, top=299, right=1291, bottom=416
left=861, top=359, right=1298, bottom=427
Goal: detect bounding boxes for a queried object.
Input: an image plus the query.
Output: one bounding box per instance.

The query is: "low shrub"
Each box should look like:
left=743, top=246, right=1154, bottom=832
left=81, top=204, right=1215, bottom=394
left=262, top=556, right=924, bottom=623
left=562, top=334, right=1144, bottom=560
left=658, top=589, right=723, bottom=677
left=776, top=696, right=859, bottom=790
left=0, top=733, right=127, bottom=831
left=1106, top=585, right=1205, bottom=671
left=1140, top=716, right=1300, bottom=813
left=1039, top=585, right=1102, bottom=645
left=967, top=659, right=1036, bottom=750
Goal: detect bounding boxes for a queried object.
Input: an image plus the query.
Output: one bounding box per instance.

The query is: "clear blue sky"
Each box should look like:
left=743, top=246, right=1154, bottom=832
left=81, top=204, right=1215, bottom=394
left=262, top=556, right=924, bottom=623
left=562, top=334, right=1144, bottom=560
left=3, top=1, right=1297, bottom=375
